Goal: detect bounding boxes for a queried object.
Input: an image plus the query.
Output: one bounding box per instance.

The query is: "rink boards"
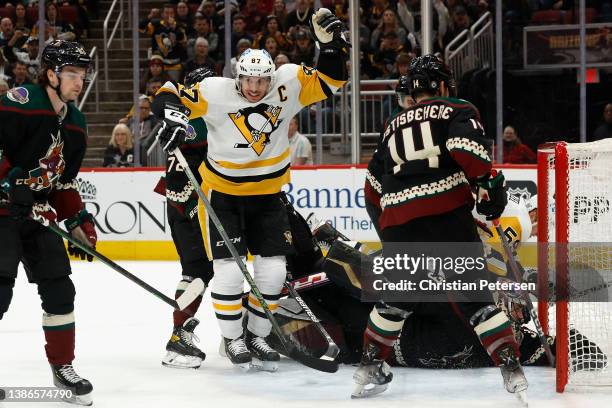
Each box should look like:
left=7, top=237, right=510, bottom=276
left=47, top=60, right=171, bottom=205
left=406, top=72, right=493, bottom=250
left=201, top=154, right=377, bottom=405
left=75, top=165, right=537, bottom=261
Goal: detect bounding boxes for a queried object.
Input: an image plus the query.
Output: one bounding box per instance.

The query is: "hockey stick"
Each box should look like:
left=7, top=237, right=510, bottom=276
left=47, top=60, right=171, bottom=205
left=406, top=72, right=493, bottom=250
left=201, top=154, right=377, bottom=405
left=492, top=217, right=556, bottom=367
left=33, top=215, right=204, bottom=311
left=173, top=149, right=338, bottom=373
left=283, top=280, right=340, bottom=361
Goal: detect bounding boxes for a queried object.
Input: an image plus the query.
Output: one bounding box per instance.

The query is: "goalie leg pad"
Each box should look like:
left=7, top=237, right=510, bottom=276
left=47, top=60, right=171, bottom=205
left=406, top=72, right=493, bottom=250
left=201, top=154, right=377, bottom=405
left=247, top=255, right=286, bottom=338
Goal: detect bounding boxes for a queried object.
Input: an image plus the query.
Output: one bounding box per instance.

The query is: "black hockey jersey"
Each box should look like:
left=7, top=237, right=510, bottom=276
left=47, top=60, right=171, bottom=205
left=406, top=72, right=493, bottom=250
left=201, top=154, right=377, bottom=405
left=0, top=85, right=87, bottom=220
left=371, top=96, right=491, bottom=230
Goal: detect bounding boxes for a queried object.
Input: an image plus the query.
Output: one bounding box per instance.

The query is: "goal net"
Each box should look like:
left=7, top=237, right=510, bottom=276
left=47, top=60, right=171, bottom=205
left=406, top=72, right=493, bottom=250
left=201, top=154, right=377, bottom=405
left=538, top=140, right=612, bottom=392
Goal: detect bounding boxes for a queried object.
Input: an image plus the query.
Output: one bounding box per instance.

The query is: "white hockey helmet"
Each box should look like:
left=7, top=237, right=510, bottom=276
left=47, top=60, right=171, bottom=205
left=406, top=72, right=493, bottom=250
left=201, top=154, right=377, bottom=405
left=235, top=48, right=276, bottom=96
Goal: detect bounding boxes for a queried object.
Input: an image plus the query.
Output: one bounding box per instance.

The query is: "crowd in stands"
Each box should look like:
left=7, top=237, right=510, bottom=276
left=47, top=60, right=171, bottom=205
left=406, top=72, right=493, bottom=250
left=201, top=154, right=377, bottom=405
left=0, top=1, right=95, bottom=87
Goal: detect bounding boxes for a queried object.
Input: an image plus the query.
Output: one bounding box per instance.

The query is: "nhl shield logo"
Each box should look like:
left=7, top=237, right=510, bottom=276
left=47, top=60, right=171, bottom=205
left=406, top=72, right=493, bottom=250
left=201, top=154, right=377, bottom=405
left=507, top=187, right=531, bottom=204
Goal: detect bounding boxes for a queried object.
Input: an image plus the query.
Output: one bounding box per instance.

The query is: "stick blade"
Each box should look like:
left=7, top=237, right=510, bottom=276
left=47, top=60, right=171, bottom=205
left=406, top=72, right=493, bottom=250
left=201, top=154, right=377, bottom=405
left=285, top=343, right=339, bottom=373
left=176, top=278, right=205, bottom=310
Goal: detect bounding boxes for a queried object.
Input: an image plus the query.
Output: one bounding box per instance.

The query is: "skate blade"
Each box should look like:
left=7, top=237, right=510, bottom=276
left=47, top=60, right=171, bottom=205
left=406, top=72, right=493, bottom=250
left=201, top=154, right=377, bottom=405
left=251, top=358, right=278, bottom=372
left=516, top=390, right=528, bottom=407
left=232, top=361, right=253, bottom=372
left=162, top=351, right=202, bottom=369
left=351, top=383, right=389, bottom=399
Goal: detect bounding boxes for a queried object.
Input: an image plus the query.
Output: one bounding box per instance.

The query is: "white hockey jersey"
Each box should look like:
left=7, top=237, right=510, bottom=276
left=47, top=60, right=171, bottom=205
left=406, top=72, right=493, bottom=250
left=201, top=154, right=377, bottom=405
left=158, top=63, right=346, bottom=195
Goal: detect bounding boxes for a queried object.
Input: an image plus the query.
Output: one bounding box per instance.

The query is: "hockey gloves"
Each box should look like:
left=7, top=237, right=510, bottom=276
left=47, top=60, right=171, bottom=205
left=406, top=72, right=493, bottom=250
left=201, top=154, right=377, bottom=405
left=1, top=167, right=34, bottom=219
left=476, top=170, right=507, bottom=221
left=310, top=8, right=350, bottom=52
left=65, top=209, right=98, bottom=262
left=156, top=103, right=191, bottom=153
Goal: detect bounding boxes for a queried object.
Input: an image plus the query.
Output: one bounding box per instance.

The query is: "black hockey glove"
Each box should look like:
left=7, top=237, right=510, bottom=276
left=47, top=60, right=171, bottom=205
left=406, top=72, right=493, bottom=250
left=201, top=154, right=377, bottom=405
left=65, top=209, right=98, bottom=262
left=476, top=171, right=507, bottom=221
left=1, top=168, right=34, bottom=219
left=156, top=103, right=191, bottom=153
left=310, top=8, right=350, bottom=52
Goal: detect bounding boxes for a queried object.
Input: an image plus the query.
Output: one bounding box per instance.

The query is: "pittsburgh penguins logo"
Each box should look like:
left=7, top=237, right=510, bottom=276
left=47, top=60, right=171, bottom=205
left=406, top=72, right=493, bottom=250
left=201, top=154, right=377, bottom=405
left=228, top=104, right=283, bottom=156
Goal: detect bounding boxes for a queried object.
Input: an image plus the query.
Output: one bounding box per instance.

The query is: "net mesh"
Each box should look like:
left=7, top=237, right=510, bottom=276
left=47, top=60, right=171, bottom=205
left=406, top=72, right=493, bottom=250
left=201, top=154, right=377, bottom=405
left=543, top=140, right=612, bottom=390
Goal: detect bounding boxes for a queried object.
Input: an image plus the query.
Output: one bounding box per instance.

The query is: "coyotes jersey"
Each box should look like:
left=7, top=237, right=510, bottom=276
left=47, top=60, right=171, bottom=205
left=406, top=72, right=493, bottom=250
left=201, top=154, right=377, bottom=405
left=158, top=63, right=346, bottom=196
left=371, top=96, right=491, bottom=230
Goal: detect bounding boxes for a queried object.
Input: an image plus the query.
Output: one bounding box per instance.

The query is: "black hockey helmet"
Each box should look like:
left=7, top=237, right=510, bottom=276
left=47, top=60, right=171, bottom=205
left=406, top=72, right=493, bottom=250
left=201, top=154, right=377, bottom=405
left=42, top=40, right=91, bottom=72
left=184, top=67, right=215, bottom=88
left=408, top=54, right=456, bottom=98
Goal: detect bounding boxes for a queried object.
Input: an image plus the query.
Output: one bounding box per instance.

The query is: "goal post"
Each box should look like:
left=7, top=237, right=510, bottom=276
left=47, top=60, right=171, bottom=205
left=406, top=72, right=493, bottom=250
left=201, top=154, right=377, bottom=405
left=538, top=140, right=612, bottom=393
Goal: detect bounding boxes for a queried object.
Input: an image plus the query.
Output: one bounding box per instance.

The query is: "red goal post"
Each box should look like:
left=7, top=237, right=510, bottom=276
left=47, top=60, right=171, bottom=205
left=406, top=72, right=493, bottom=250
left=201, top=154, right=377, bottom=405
left=538, top=140, right=612, bottom=393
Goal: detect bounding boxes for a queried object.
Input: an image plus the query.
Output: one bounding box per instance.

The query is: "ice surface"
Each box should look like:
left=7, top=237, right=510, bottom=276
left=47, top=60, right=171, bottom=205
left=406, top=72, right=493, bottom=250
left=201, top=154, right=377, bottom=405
left=2, top=261, right=611, bottom=408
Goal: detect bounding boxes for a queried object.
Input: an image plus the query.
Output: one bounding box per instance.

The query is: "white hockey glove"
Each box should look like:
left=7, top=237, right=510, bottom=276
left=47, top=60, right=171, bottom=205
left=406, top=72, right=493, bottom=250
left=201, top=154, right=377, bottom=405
left=310, top=8, right=349, bottom=50
left=156, top=103, right=190, bottom=153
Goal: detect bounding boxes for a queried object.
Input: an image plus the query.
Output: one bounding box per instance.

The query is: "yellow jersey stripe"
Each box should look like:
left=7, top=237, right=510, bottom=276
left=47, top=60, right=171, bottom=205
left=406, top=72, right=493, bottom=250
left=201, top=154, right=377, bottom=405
left=197, top=183, right=213, bottom=261
left=318, top=71, right=347, bottom=89
left=214, top=148, right=291, bottom=170
left=297, top=67, right=329, bottom=107
left=201, top=165, right=291, bottom=196
left=213, top=302, right=243, bottom=311
left=248, top=296, right=278, bottom=311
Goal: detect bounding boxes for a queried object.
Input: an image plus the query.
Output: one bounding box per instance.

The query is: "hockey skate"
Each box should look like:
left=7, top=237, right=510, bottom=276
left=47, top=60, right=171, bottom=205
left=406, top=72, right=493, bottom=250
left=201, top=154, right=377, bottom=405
left=498, top=346, right=529, bottom=406
left=223, top=335, right=252, bottom=371
left=351, top=344, right=393, bottom=399
left=245, top=330, right=280, bottom=372
left=51, top=364, right=93, bottom=406
left=162, top=317, right=206, bottom=369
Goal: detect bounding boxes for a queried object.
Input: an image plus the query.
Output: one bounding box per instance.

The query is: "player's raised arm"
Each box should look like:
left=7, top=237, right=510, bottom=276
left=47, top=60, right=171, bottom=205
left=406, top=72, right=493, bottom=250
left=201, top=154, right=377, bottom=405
left=294, top=8, right=349, bottom=107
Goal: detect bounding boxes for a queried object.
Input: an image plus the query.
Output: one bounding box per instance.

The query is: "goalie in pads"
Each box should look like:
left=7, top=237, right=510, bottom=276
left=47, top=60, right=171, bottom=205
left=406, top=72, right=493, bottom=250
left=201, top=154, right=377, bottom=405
left=152, top=8, right=348, bottom=371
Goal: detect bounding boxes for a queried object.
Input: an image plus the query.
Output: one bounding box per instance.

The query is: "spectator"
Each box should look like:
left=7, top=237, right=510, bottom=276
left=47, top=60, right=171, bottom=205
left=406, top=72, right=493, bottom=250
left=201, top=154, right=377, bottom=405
left=140, top=54, right=172, bottom=94
left=444, top=5, right=471, bottom=47
left=230, top=15, right=253, bottom=57
left=272, top=0, right=289, bottom=31
left=264, top=36, right=280, bottom=60
left=139, top=3, right=187, bottom=81
left=389, top=51, right=413, bottom=79
left=288, top=116, right=313, bottom=165
left=0, top=78, right=8, bottom=97
left=502, top=125, right=536, bottom=164
left=285, top=0, right=313, bottom=36
left=593, top=103, right=612, bottom=141
left=145, top=78, right=164, bottom=98
left=4, top=35, right=39, bottom=79
left=373, top=32, right=407, bottom=78
left=367, top=0, right=392, bottom=30
left=241, top=0, right=268, bottom=34
left=175, top=1, right=194, bottom=36
left=121, top=96, right=160, bottom=156
left=8, top=60, right=32, bottom=87
left=183, top=37, right=217, bottom=77
left=30, top=2, right=77, bottom=42
left=103, top=124, right=135, bottom=168
left=398, top=0, right=450, bottom=52
left=223, top=38, right=251, bottom=77
left=371, top=8, right=407, bottom=51
left=252, top=15, right=291, bottom=51
left=188, top=16, right=219, bottom=60
left=274, top=52, right=289, bottom=69
left=0, top=17, right=16, bottom=48
left=13, top=2, right=33, bottom=36
left=465, top=0, right=490, bottom=22
left=197, top=0, right=223, bottom=32
left=289, top=28, right=315, bottom=66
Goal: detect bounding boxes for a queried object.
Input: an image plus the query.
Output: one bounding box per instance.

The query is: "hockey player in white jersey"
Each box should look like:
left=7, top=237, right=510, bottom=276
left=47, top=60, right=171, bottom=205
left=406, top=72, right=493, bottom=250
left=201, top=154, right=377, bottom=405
left=152, top=8, right=348, bottom=371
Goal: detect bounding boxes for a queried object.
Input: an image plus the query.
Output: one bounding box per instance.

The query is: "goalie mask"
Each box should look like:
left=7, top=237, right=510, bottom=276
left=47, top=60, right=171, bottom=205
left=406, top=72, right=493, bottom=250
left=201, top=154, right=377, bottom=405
left=235, top=48, right=276, bottom=101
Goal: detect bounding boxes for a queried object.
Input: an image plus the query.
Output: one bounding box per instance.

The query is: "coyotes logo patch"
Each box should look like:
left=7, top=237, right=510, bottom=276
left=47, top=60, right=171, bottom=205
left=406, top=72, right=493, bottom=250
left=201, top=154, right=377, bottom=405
left=24, top=131, right=66, bottom=191
left=228, top=104, right=283, bottom=156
